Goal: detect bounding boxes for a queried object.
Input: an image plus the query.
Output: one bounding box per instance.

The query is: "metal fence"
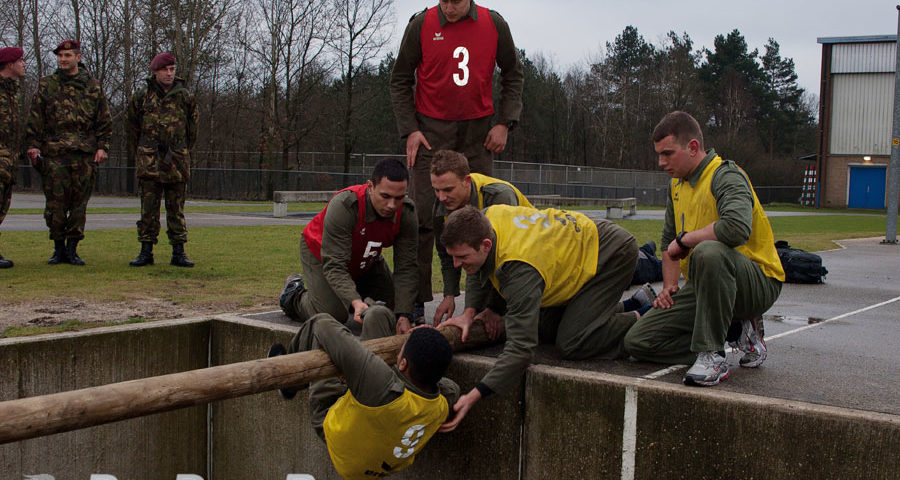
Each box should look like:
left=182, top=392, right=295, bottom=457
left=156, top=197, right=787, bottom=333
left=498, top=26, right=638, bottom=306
left=13, top=155, right=802, bottom=206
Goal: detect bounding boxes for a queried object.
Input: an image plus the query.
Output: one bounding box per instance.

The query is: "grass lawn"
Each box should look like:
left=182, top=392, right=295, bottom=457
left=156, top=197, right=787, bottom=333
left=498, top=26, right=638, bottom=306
left=0, top=210, right=894, bottom=337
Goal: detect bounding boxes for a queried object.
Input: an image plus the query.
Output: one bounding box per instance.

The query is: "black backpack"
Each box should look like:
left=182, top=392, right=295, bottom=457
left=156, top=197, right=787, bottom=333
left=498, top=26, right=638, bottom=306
left=774, top=240, right=828, bottom=284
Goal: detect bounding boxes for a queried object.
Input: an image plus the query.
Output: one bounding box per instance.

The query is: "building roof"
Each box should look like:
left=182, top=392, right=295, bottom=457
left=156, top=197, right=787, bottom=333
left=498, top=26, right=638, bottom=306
left=818, top=35, right=897, bottom=45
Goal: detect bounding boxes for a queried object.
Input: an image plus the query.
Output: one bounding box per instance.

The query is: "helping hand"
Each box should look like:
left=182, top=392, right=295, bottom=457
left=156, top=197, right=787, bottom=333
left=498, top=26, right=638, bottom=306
left=351, top=299, right=368, bottom=324
left=433, top=295, right=456, bottom=327
left=475, top=308, right=504, bottom=340
left=439, top=308, right=476, bottom=342
left=395, top=316, right=412, bottom=335
left=438, top=388, right=481, bottom=433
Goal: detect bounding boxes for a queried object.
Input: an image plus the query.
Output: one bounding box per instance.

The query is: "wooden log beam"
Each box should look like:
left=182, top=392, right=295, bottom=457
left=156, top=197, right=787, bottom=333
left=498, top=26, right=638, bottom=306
left=0, top=323, right=494, bottom=445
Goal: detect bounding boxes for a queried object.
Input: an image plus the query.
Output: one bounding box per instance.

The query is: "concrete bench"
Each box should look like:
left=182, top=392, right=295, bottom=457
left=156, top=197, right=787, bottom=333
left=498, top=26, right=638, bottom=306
left=530, top=195, right=637, bottom=219
left=272, top=191, right=335, bottom=217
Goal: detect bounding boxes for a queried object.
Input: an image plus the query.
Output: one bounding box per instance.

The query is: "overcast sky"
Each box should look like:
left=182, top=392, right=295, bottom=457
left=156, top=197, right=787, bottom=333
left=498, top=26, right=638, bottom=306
left=389, top=0, right=899, bottom=99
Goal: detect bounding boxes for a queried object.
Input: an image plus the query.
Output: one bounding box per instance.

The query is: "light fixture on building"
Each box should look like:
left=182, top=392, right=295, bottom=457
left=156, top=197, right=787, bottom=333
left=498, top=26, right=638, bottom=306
left=863, top=156, right=872, bottom=162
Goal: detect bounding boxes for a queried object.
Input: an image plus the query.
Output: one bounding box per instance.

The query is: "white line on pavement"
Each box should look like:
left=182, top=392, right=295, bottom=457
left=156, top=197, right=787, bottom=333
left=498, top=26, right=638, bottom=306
left=642, top=364, right=687, bottom=380
left=766, top=295, right=900, bottom=341
left=640, top=295, right=900, bottom=380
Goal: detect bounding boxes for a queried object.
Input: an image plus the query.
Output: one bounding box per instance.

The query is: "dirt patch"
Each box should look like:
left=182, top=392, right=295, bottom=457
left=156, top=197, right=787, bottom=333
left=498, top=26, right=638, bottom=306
left=0, top=297, right=222, bottom=333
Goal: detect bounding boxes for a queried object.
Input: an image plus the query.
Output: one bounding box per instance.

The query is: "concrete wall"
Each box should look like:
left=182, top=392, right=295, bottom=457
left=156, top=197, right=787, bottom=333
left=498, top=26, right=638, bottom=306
left=0, top=320, right=210, bottom=480
left=1, top=317, right=899, bottom=479
left=526, top=365, right=900, bottom=480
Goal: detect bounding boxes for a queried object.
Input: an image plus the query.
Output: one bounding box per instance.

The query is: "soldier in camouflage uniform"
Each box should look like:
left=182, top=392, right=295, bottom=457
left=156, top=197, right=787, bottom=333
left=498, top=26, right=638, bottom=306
left=0, top=47, right=26, bottom=269
left=126, top=52, right=198, bottom=268
left=25, top=40, right=112, bottom=266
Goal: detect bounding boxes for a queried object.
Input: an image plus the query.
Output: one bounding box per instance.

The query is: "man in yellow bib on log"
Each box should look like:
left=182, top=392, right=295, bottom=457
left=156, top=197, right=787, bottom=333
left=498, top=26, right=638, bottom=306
left=429, top=149, right=532, bottom=325
left=437, top=204, right=645, bottom=431
left=624, top=111, right=784, bottom=387
left=268, top=306, right=459, bottom=479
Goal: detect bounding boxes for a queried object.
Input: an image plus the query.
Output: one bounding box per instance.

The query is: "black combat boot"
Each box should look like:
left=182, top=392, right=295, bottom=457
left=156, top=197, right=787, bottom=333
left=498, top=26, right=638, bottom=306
left=170, top=243, right=194, bottom=268
left=129, top=242, right=154, bottom=267
left=66, top=238, right=85, bottom=266
left=0, top=253, right=12, bottom=269
left=47, top=240, right=67, bottom=265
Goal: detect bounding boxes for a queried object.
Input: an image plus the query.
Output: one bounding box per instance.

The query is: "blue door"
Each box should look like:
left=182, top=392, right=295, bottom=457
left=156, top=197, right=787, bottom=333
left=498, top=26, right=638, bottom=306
left=848, top=166, right=887, bottom=209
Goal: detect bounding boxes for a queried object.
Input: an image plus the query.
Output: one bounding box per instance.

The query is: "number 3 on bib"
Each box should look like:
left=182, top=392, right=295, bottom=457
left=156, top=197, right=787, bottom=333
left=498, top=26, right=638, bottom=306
left=453, top=46, right=469, bottom=86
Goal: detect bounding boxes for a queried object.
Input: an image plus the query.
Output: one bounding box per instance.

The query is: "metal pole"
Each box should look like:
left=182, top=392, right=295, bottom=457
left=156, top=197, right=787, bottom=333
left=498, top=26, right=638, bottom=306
left=885, top=5, right=900, bottom=243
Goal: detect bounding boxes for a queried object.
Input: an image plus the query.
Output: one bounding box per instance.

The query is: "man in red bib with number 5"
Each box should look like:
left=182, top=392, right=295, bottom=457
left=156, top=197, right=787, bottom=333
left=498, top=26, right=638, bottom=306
left=391, top=0, right=524, bottom=322
left=279, top=158, right=419, bottom=334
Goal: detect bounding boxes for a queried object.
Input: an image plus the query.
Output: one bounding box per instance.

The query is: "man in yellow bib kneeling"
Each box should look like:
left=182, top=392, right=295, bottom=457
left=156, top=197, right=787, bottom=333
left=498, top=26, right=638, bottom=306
left=269, top=305, right=459, bottom=479
left=438, top=204, right=644, bottom=431
left=623, top=111, right=784, bottom=387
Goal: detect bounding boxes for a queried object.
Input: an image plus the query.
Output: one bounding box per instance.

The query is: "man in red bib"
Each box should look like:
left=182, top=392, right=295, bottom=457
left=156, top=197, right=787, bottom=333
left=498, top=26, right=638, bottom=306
left=391, top=0, right=524, bottom=322
left=280, top=158, right=418, bottom=334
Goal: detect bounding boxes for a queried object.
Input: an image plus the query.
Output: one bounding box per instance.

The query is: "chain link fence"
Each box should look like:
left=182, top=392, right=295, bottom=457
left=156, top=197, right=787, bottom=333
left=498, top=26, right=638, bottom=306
left=12, top=152, right=802, bottom=206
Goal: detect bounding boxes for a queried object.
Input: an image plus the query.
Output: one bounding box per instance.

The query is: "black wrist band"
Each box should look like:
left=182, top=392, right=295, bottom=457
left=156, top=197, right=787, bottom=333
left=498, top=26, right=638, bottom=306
left=675, top=231, right=689, bottom=250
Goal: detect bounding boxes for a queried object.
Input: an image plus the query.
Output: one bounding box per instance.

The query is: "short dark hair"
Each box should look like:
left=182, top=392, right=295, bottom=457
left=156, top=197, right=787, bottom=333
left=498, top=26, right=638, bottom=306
left=402, top=327, right=453, bottom=386
left=371, top=158, right=409, bottom=185
left=430, top=150, right=470, bottom=178
left=440, top=205, right=492, bottom=250
left=652, top=111, right=704, bottom=149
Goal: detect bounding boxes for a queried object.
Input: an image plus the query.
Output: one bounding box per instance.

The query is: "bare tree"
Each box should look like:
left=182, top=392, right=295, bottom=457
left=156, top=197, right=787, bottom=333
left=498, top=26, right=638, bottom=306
left=245, top=0, right=332, bottom=170
left=328, top=0, right=392, bottom=173
left=167, top=0, right=234, bottom=84
left=69, top=0, right=81, bottom=41
left=81, top=0, right=120, bottom=88
left=29, top=0, right=42, bottom=77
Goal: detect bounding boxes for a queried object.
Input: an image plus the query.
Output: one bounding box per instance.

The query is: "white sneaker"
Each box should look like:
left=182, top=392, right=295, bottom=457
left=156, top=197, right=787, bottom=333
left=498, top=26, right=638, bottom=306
left=683, top=351, right=730, bottom=386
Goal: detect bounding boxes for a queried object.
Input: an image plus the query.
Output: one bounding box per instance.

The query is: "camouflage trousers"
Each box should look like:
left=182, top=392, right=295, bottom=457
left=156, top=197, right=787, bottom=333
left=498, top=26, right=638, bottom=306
left=137, top=179, right=187, bottom=245
left=39, top=154, right=96, bottom=241
left=0, top=179, right=11, bottom=242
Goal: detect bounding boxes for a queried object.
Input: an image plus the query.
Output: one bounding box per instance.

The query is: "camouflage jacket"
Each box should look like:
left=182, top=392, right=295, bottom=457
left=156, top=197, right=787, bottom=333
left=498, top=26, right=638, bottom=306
left=0, top=75, right=19, bottom=184
left=127, top=76, right=198, bottom=183
left=24, top=65, right=112, bottom=161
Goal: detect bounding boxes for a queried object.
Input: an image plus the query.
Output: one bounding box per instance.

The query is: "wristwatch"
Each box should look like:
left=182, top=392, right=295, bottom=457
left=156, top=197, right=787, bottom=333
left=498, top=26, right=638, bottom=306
left=505, top=120, right=518, bottom=131
left=675, top=231, right=689, bottom=250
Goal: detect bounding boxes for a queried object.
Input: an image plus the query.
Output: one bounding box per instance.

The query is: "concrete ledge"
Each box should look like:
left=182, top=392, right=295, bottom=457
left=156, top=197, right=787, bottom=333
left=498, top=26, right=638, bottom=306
left=3, top=319, right=899, bottom=479
left=273, top=191, right=335, bottom=217
left=526, top=364, right=900, bottom=479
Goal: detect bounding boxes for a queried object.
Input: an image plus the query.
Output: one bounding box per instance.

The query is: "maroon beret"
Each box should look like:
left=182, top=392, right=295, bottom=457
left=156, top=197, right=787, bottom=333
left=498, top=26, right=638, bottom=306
left=53, top=40, right=80, bottom=54
left=0, top=47, right=23, bottom=64
left=150, top=52, right=175, bottom=71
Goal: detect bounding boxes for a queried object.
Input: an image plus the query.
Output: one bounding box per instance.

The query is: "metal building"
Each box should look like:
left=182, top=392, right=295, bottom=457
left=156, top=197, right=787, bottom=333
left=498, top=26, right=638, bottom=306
left=817, top=35, right=897, bottom=209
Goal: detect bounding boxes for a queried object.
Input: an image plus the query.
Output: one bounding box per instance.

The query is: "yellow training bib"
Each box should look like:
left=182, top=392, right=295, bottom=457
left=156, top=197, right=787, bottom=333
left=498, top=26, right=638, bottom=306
left=486, top=205, right=599, bottom=306
left=671, top=155, right=785, bottom=282
left=323, top=388, right=448, bottom=480
left=470, top=173, right=533, bottom=210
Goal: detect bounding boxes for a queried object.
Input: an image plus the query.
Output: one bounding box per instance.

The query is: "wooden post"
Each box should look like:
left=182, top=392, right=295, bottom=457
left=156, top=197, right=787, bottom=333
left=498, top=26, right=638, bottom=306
left=0, top=323, right=494, bottom=445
